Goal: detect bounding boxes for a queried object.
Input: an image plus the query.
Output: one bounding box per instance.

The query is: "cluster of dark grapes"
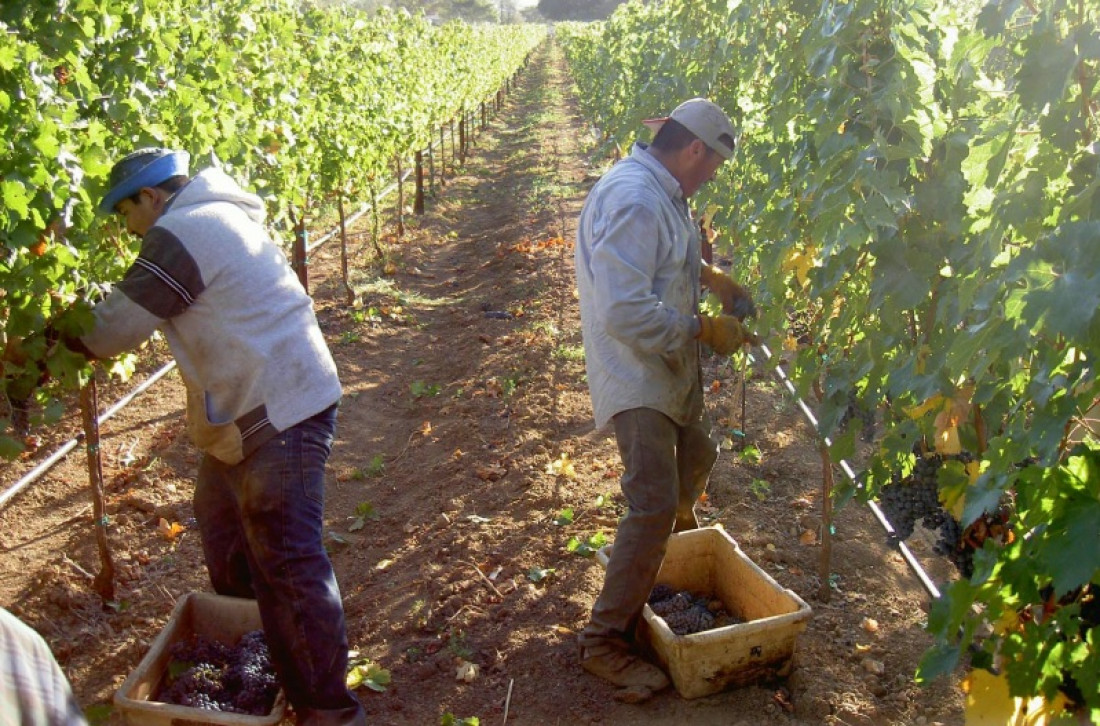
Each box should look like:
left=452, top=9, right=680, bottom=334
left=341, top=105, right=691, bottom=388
left=878, top=454, right=949, bottom=540
left=932, top=516, right=973, bottom=577
left=156, top=630, right=279, bottom=715
left=648, top=584, right=741, bottom=636
left=1058, top=585, right=1099, bottom=709
left=786, top=309, right=813, bottom=346
left=838, top=390, right=876, bottom=442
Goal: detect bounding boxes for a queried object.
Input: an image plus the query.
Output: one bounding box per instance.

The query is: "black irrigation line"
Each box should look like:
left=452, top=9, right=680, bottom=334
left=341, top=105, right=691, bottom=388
left=0, top=361, right=178, bottom=512
left=751, top=343, right=942, bottom=600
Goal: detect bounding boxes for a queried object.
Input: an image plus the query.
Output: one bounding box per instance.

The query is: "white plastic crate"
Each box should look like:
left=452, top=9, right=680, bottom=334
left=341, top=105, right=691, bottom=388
left=114, top=592, right=286, bottom=726
left=597, top=526, right=811, bottom=699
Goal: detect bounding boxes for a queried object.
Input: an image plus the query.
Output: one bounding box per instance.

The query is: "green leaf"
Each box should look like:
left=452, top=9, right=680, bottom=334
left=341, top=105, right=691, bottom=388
left=83, top=703, right=114, bottom=725
left=1015, top=34, right=1078, bottom=111
left=526, top=566, right=555, bottom=583
left=0, top=434, right=25, bottom=460
left=2, top=179, right=31, bottom=220
left=553, top=507, right=574, bottom=526
left=915, top=642, right=960, bottom=684
left=1040, top=498, right=1100, bottom=596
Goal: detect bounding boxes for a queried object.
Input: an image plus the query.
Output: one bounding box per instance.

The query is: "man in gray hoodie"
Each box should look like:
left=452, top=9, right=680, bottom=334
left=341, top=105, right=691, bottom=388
left=68, top=148, right=365, bottom=725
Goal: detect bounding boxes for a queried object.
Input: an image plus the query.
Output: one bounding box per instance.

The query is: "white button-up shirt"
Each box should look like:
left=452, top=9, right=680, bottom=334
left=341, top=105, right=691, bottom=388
left=575, top=143, right=704, bottom=429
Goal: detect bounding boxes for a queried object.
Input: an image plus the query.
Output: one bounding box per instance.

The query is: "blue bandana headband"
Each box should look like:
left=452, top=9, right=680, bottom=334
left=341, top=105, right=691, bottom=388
left=99, top=149, right=190, bottom=213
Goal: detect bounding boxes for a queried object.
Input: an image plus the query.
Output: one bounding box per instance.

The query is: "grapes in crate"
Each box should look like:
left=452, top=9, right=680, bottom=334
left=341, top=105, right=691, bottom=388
left=648, top=585, right=742, bottom=636
left=156, top=629, right=279, bottom=716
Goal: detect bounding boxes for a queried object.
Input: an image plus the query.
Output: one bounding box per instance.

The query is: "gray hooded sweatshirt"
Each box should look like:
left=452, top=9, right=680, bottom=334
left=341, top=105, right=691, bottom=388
left=80, top=167, right=341, bottom=464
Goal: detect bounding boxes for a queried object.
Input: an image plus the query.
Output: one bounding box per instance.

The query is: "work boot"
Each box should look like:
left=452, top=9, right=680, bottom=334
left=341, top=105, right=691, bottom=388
left=580, top=648, right=670, bottom=691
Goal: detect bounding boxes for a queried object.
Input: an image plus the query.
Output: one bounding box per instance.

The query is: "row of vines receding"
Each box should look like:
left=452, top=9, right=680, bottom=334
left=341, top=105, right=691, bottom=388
left=1, top=2, right=545, bottom=455
left=559, top=0, right=1098, bottom=720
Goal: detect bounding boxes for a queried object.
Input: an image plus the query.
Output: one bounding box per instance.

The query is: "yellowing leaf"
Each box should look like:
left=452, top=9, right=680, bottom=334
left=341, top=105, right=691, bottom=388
left=906, top=395, right=946, bottom=420
left=781, top=246, right=816, bottom=287
left=964, top=669, right=1070, bottom=726
left=939, top=480, right=967, bottom=520
left=545, top=453, right=576, bottom=479
left=455, top=660, right=479, bottom=683
left=936, top=423, right=962, bottom=455
left=158, top=518, right=184, bottom=541
left=420, top=420, right=432, bottom=436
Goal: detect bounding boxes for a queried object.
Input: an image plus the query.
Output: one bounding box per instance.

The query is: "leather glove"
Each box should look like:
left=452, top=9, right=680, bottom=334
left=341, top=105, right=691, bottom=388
left=700, top=265, right=757, bottom=320
left=696, top=315, right=760, bottom=355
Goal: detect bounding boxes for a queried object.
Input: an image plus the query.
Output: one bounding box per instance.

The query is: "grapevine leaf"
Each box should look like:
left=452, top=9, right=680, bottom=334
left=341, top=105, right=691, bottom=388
left=1, top=179, right=31, bottom=220
left=1015, top=34, right=1078, bottom=111
left=915, top=642, right=960, bottom=684
left=961, top=474, right=1005, bottom=528
left=1038, top=497, right=1100, bottom=596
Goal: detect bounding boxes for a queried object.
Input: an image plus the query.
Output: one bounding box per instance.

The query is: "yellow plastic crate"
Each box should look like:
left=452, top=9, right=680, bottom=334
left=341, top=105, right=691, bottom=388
left=114, top=592, right=286, bottom=726
left=598, top=526, right=811, bottom=699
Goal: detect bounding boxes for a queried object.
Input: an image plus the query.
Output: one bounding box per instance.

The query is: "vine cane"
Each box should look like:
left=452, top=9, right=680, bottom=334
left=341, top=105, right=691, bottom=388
left=80, top=375, right=115, bottom=602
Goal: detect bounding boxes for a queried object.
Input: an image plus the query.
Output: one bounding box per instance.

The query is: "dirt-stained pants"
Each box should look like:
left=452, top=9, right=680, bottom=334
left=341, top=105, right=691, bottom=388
left=579, top=407, right=719, bottom=655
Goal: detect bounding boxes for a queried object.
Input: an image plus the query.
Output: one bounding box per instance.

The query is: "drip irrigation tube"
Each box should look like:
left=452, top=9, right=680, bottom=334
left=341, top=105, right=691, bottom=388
left=0, top=361, right=178, bottom=512
left=750, top=344, right=942, bottom=600
left=305, top=164, right=416, bottom=256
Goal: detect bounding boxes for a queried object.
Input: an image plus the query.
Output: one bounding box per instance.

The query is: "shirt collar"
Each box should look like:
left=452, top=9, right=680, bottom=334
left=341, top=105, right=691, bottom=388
left=629, top=142, right=684, bottom=202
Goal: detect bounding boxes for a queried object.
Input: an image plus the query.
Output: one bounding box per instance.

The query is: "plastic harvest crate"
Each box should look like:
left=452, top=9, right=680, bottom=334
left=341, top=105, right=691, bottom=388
left=596, top=526, right=812, bottom=699
left=114, top=592, right=286, bottom=726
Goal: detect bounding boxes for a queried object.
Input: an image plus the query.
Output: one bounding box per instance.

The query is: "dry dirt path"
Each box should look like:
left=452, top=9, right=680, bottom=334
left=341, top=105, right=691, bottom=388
left=0, top=38, right=964, bottom=726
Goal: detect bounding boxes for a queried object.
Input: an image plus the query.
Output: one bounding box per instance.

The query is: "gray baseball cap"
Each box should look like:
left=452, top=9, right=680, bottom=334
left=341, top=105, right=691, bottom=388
left=643, top=98, right=739, bottom=160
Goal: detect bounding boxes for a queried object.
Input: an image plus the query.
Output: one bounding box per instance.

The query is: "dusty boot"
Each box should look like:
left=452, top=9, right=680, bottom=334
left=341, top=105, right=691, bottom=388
left=580, top=648, right=670, bottom=691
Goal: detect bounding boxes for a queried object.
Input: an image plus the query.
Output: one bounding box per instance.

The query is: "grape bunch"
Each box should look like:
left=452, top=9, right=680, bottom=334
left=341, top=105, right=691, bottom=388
left=838, top=390, right=876, bottom=443
left=932, top=496, right=1013, bottom=578
left=933, top=516, right=974, bottom=577
left=648, top=586, right=739, bottom=636
left=156, top=630, right=279, bottom=716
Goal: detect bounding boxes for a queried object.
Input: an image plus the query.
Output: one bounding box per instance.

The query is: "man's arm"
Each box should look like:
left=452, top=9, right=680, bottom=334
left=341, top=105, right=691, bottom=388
left=77, top=227, right=205, bottom=359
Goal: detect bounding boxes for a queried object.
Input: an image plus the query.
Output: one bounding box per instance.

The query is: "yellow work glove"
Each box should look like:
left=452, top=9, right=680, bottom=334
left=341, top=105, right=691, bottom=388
left=696, top=315, right=760, bottom=355
left=700, top=265, right=757, bottom=320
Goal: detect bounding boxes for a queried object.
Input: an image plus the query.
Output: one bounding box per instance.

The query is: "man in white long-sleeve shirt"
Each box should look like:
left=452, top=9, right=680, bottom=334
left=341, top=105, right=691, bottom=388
left=574, top=99, right=756, bottom=695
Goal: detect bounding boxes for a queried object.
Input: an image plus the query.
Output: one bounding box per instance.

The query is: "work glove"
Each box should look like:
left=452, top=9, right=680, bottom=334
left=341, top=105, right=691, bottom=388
left=696, top=315, right=760, bottom=355
left=700, top=265, right=757, bottom=320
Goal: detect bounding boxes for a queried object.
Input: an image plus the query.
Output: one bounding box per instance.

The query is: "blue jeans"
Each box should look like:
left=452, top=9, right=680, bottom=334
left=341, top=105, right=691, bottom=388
left=579, top=407, right=718, bottom=655
left=194, top=404, right=365, bottom=726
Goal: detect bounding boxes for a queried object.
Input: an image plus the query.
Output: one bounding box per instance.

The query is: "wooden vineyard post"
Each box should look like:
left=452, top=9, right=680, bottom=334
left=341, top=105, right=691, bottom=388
left=449, top=119, right=456, bottom=174
left=439, top=126, right=447, bottom=186
left=811, top=379, right=833, bottom=602
left=426, top=145, right=435, bottom=196
left=481, top=101, right=486, bottom=131
left=817, top=440, right=834, bottom=603
left=292, top=216, right=308, bottom=294
left=339, top=197, right=353, bottom=307
left=80, top=377, right=115, bottom=602
left=414, top=150, right=425, bottom=215
left=459, top=114, right=466, bottom=163
left=395, top=154, right=405, bottom=238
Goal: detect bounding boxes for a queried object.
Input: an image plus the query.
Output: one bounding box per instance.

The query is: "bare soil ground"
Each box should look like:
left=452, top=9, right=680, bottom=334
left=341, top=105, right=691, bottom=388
left=0, top=40, right=965, bottom=726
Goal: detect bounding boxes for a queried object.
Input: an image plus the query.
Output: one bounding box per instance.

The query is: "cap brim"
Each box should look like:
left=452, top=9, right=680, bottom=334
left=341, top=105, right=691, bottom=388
left=642, top=116, right=668, bottom=134
left=98, top=151, right=190, bottom=214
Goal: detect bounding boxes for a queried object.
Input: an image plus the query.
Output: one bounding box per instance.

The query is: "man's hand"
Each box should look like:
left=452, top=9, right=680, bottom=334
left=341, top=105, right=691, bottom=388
left=696, top=315, right=760, bottom=355
left=700, top=265, right=757, bottom=320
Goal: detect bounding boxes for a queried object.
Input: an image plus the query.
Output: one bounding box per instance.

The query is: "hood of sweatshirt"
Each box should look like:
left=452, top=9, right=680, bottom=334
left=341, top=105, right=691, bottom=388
left=163, top=167, right=266, bottom=225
